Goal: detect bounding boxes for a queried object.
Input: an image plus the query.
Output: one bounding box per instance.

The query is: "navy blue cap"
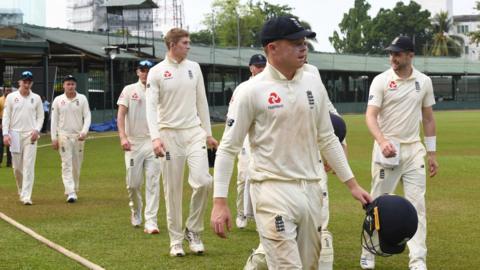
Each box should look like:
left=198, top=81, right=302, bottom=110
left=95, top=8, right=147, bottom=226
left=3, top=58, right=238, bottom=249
left=138, top=60, right=154, bottom=69
left=330, top=113, right=347, bottom=142
left=62, top=74, right=77, bottom=83
left=249, top=54, right=267, bottom=66
left=385, top=36, right=414, bottom=52
left=261, top=16, right=316, bottom=47
left=20, top=70, right=33, bottom=81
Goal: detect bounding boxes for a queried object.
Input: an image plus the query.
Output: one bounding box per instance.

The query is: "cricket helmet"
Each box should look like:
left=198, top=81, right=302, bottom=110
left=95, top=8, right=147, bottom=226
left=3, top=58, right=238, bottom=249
left=361, top=194, right=418, bottom=257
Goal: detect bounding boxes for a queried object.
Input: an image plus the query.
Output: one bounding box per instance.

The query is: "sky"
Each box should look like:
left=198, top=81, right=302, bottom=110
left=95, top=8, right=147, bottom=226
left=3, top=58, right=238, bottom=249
left=1, top=0, right=477, bottom=52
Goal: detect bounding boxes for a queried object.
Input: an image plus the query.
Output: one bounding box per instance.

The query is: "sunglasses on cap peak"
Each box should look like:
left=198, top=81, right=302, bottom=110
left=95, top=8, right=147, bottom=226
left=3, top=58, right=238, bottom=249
left=138, top=60, right=153, bottom=69
left=20, top=70, right=33, bottom=80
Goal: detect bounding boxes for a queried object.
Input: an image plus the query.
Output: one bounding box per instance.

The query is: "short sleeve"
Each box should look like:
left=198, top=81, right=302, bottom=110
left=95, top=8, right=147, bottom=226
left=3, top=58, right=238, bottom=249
left=422, top=77, right=436, bottom=108
left=367, top=75, right=385, bottom=107
left=117, top=87, right=129, bottom=107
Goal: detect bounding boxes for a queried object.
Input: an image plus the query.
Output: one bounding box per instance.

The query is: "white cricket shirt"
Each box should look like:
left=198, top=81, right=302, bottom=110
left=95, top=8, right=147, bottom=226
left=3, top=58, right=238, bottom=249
left=50, top=92, right=91, bottom=140
left=117, top=80, right=150, bottom=140
left=146, top=55, right=212, bottom=139
left=214, top=64, right=354, bottom=198
left=2, top=90, right=44, bottom=135
left=368, top=68, right=436, bottom=143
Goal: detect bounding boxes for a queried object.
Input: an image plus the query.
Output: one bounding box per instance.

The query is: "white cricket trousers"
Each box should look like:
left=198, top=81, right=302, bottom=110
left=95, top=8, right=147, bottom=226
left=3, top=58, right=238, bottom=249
left=236, top=143, right=250, bottom=217
left=318, top=166, right=330, bottom=230
left=250, top=179, right=324, bottom=270
left=160, top=126, right=212, bottom=246
left=362, top=141, right=427, bottom=268
left=124, top=138, right=161, bottom=227
left=58, top=134, right=85, bottom=195
left=12, top=132, right=37, bottom=202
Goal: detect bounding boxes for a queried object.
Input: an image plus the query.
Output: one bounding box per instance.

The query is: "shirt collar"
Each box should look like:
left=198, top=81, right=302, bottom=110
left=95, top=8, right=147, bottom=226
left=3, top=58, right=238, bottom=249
left=64, top=92, right=78, bottom=101
left=165, top=54, right=184, bottom=65
left=264, top=63, right=304, bottom=82
left=137, top=80, right=146, bottom=90
left=390, top=67, right=418, bottom=81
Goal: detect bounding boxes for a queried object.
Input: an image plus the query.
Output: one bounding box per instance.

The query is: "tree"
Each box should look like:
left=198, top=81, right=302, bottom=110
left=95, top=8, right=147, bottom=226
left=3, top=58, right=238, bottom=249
left=193, top=0, right=312, bottom=47
left=468, top=1, right=480, bottom=45
left=190, top=29, right=217, bottom=45
left=428, top=11, right=463, bottom=56
left=365, top=1, right=433, bottom=55
left=329, top=0, right=372, bottom=54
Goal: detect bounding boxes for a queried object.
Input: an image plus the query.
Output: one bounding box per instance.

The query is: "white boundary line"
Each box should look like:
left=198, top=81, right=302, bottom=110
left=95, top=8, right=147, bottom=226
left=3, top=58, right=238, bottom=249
left=36, top=134, right=119, bottom=149
left=0, top=212, right=105, bottom=270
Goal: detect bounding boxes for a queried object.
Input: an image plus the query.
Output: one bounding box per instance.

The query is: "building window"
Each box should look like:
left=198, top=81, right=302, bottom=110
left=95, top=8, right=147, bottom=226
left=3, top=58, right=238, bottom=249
left=457, top=25, right=469, bottom=34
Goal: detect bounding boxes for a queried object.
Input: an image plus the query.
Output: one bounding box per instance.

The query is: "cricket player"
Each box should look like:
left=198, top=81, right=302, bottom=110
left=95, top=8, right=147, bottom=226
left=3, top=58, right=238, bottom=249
left=360, top=36, right=438, bottom=270
left=211, top=16, right=372, bottom=269
left=146, top=28, right=218, bottom=256
left=117, top=60, right=162, bottom=234
left=0, top=87, right=13, bottom=167
left=2, top=71, right=44, bottom=205
left=243, top=62, right=346, bottom=270
left=51, top=75, right=91, bottom=203
left=236, top=53, right=267, bottom=229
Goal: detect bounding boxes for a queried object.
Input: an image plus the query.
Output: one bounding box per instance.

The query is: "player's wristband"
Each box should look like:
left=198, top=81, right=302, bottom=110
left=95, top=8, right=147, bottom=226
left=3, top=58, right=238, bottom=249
left=424, top=136, right=436, bottom=152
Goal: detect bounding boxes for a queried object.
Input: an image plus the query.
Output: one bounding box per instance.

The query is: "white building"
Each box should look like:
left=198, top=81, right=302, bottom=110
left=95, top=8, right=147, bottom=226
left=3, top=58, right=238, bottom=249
left=416, top=0, right=479, bottom=60
left=0, top=0, right=45, bottom=27
left=452, top=15, right=480, bottom=61
left=67, top=0, right=106, bottom=31
left=67, top=0, right=184, bottom=37
left=0, top=8, right=23, bottom=26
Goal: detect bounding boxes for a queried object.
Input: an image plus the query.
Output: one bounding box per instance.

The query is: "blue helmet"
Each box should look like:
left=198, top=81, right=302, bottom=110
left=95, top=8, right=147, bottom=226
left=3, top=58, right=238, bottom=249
left=361, top=194, right=418, bottom=257
left=329, top=112, right=346, bottom=142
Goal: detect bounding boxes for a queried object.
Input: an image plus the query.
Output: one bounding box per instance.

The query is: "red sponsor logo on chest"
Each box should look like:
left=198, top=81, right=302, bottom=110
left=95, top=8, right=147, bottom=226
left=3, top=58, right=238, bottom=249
left=268, top=92, right=282, bottom=104
left=164, top=70, right=172, bottom=78
left=388, top=80, right=398, bottom=90
left=131, top=92, right=140, bottom=100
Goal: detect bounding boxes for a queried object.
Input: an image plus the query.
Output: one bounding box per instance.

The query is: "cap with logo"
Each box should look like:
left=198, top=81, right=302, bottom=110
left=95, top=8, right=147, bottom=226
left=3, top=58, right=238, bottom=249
left=261, top=16, right=316, bottom=47
left=385, top=36, right=414, bottom=52
left=138, top=60, right=154, bottom=69
left=20, top=70, right=33, bottom=81
left=249, top=54, right=267, bottom=66
left=62, top=74, right=77, bottom=83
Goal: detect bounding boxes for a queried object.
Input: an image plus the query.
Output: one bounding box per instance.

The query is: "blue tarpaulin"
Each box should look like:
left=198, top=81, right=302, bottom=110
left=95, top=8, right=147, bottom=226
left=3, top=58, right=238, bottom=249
left=89, top=118, right=118, bottom=132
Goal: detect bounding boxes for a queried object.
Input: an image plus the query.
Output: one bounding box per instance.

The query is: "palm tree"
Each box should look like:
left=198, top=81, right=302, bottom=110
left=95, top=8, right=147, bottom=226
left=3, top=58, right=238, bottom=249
left=429, top=11, right=463, bottom=57
left=468, top=1, right=480, bottom=45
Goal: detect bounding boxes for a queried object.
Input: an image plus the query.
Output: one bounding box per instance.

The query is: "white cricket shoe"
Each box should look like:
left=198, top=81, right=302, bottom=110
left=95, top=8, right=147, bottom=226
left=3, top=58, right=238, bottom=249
left=144, top=224, right=159, bottom=234
left=130, top=210, right=142, bottom=227
left=184, top=228, right=205, bottom=254
left=360, top=253, right=375, bottom=269
left=22, top=199, right=33, bottom=205
left=410, top=264, right=427, bottom=270
left=169, top=244, right=185, bottom=257
left=236, top=215, right=247, bottom=229
left=66, top=192, right=77, bottom=203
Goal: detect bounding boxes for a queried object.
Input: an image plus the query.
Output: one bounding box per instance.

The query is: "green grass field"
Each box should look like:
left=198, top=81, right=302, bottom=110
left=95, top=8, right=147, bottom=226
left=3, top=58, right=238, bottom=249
left=1, top=110, right=479, bottom=270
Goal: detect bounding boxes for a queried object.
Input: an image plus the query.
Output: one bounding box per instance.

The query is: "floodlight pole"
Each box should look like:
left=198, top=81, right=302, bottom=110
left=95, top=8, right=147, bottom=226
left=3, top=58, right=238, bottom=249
left=110, top=57, right=114, bottom=119
left=104, top=46, right=119, bottom=120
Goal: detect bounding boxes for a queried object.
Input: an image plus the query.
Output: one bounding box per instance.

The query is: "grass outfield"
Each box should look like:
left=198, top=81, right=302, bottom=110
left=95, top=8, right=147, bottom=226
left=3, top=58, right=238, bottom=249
left=0, top=110, right=479, bottom=270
